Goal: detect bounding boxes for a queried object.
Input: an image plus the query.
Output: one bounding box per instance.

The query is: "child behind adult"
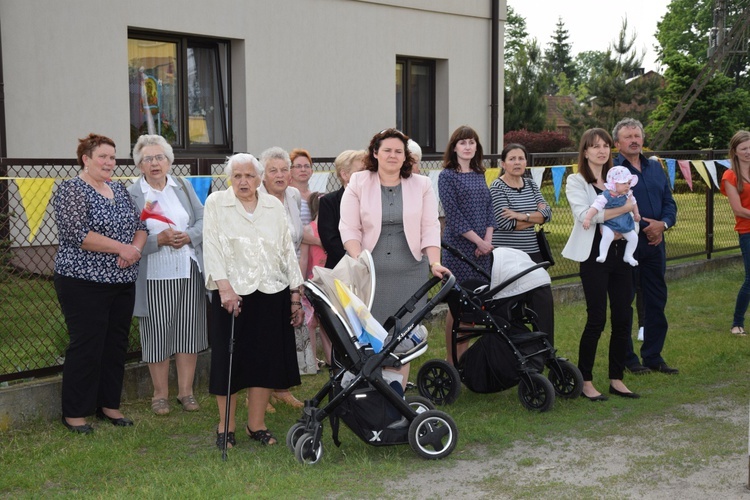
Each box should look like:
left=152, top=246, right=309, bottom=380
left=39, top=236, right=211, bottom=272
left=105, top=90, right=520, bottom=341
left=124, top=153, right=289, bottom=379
left=304, top=192, right=332, bottom=366
left=582, top=166, right=641, bottom=267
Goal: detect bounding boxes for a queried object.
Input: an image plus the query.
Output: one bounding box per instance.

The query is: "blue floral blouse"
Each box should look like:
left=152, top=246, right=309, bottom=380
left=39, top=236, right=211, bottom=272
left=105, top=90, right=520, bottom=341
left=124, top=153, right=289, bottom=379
left=53, top=176, right=146, bottom=283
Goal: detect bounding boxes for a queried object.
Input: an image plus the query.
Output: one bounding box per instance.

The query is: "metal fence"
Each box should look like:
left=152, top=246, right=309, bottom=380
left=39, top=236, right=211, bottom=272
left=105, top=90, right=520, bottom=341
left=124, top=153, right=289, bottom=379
left=0, top=150, right=738, bottom=382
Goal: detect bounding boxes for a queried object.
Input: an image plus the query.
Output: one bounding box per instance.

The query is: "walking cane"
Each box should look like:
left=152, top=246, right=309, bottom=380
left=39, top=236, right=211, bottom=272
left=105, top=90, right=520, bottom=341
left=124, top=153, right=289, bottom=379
left=222, top=306, right=237, bottom=462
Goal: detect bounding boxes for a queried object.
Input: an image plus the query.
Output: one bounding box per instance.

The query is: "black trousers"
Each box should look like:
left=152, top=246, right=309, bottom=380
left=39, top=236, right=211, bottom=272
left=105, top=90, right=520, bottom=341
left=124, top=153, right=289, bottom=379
left=527, top=252, right=555, bottom=345
left=577, top=238, right=634, bottom=382
left=54, top=274, right=135, bottom=418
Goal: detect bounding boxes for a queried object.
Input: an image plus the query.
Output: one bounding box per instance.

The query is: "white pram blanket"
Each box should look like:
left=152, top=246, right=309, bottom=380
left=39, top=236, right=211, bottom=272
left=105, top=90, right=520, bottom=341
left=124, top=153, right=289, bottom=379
left=490, top=247, right=551, bottom=300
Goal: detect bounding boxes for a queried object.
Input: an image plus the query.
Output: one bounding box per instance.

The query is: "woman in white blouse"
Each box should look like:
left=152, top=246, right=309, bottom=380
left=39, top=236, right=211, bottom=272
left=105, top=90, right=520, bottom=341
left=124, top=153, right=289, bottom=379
left=128, top=135, right=207, bottom=416
left=259, top=147, right=316, bottom=410
left=203, top=153, right=304, bottom=448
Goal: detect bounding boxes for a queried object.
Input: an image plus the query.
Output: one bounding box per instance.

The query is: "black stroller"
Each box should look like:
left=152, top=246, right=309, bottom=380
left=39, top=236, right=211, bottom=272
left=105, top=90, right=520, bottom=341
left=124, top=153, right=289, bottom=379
left=287, top=251, right=459, bottom=464
left=416, top=243, right=583, bottom=412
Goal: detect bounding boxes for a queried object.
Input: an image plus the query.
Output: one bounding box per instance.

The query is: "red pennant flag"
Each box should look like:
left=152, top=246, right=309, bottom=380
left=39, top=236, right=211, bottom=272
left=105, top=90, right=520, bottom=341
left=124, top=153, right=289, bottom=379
left=677, top=160, right=693, bottom=191
left=140, top=200, right=175, bottom=225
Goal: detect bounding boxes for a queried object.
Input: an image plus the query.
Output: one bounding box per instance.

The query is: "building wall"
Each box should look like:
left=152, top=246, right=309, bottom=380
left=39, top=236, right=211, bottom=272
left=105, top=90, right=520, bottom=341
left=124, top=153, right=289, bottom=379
left=0, top=0, right=504, bottom=158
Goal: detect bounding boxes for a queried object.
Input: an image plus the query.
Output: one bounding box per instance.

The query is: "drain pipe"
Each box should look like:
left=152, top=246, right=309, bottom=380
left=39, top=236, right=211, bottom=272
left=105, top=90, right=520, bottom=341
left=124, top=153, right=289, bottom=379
left=0, top=19, right=6, bottom=157
left=490, top=0, right=500, bottom=157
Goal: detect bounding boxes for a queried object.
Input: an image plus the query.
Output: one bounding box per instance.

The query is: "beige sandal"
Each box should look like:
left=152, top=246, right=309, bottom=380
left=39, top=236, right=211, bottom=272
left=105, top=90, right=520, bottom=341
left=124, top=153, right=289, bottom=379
left=731, top=326, right=747, bottom=336
left=271, top=391, right=304, bottom=408
left=177, top=395, right=200, bottom=411
left=151, top=398, right=170, bottom=415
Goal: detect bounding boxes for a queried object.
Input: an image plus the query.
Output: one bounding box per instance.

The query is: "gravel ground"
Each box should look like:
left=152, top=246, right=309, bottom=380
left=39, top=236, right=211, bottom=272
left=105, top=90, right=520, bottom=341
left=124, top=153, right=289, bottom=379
left=384, top=398, right=750, bottom=499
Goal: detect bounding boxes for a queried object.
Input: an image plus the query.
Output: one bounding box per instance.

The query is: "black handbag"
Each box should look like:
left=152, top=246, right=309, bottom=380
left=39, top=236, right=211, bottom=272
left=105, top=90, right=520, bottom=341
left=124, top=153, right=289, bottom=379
left=536, top=226, right=555, bottom=266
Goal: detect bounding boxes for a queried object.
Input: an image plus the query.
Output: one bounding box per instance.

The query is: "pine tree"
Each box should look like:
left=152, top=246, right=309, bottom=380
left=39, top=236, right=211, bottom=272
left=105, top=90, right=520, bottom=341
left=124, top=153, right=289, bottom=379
left=504, top=39, right=551, bottom=132
left=544, top=17, right=577, bottom=94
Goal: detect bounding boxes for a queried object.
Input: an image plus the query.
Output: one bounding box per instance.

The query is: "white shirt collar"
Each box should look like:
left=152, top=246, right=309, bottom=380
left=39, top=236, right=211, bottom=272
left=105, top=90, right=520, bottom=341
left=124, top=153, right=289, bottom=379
left=140, top=174, right=178, bottom=194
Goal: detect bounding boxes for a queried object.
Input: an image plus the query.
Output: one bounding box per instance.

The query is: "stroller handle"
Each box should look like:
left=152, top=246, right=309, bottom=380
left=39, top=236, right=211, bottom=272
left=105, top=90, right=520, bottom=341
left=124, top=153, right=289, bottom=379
left=383, top=273, right=456, bottom=332
left=372, top=273, right=456, bottom=367
left=441, top=240, right=551, bottom=301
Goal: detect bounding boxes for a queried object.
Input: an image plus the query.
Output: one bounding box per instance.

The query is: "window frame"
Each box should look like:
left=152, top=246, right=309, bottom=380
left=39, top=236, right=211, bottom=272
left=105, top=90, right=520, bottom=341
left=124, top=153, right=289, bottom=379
left=128, top=30, right=232, bottom=156
left=396, top=57, right=436, bottom=153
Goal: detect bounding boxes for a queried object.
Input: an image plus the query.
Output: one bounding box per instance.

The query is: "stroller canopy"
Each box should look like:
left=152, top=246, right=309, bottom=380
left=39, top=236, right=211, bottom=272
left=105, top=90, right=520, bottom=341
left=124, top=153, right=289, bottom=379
left=309, top=251, right=376, bottom=337
left=490, top=247, right=551, bottom=300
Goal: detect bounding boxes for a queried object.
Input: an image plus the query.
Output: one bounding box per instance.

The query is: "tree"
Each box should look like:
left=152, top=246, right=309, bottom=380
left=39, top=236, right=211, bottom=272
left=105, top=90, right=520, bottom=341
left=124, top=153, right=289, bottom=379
left=544, top=17, right=577, bottom=94
left=645, top=53, right=750, bottom=149
left=562, top=20, right=660, bottom=140
left=504, top=5, right=529, bottom=67
left=655, top=0, right=714, bottom=63
left=504, top=39, right=550, bottom=132
left=649, top=0, right=750, bottom=147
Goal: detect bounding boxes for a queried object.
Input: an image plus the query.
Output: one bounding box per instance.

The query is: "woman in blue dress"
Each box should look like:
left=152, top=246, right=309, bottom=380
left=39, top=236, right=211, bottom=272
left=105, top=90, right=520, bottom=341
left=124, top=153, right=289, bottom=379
left=438, top=125, right=495, bottom=364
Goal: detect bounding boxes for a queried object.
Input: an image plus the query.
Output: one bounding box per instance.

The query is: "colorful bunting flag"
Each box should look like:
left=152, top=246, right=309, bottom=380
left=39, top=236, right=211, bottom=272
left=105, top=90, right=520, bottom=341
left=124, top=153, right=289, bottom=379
left=184, top=176, right=211, bottom=205
left=703, top=161, right=719, bottom=189
left=551, top=166, right=566, bottom=203
left=716, top=159, right=731, bottom=170
left=529, top=167, right=544, bottom=189
left=678, top=160, right=693, bottom=191
left=692, top=160, right=711, bottom=188
left=665, top=158, right=676, bottom=189
left=16, top=178, right=55, bottom=242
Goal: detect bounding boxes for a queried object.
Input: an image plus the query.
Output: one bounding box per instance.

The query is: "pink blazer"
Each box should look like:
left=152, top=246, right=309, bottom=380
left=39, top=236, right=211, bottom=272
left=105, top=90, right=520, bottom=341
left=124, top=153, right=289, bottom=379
left=339, top=170, right=441, bottom=262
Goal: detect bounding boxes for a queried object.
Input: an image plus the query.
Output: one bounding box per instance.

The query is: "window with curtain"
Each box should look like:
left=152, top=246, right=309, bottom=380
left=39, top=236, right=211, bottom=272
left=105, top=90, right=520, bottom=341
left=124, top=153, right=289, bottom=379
left=396, top=57, right=435, bottom=153
left=128, top=32, right=231, bottom=153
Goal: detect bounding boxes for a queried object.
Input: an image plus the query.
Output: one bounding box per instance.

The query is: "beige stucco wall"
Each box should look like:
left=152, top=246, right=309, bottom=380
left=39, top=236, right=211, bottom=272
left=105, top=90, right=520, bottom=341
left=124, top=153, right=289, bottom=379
left=0, top=0, right=504, bottom=158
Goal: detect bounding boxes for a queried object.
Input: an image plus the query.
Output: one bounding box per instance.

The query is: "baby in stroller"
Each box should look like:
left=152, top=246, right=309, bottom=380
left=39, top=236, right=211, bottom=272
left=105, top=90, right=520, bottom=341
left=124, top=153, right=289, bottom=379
left=286, top=251, right=459, bottom=464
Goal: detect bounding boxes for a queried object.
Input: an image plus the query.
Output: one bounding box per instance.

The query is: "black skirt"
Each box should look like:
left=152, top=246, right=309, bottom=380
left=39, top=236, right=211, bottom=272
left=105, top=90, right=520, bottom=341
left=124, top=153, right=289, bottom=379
left=208, top=288, right=301, bottom=395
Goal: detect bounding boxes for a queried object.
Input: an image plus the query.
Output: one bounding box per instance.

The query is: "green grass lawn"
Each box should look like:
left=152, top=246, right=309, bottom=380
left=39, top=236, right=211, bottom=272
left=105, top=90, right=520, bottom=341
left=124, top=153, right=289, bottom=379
left=1, top=262, right=749, bottom=497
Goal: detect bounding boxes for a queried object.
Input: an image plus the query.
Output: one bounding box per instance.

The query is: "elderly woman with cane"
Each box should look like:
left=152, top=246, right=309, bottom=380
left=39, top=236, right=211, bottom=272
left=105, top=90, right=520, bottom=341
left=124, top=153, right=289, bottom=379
left=203, top=153, right=304, bottom=450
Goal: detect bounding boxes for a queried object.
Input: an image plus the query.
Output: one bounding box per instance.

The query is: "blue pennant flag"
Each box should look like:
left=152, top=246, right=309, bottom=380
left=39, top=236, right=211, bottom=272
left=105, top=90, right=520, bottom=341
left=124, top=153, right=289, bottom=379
left=551, top=166, right=566, bottom=203
left=716, top=159, right=731, bottom=170
left=185, top=176, right=211, bottom=204
left=665, top=158, right=676, bottom=189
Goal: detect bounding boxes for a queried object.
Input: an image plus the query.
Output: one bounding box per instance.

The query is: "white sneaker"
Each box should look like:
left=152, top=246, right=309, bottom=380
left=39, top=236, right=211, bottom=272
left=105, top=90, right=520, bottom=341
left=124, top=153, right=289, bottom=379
left=637, top=327, right=644, bottom=342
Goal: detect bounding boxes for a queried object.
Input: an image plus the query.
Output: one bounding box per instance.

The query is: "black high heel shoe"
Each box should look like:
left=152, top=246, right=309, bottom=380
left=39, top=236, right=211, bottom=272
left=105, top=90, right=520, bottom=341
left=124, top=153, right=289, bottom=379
left=95, top=408, right=134, bottom=426
left=61, top=416, right=94, bottom=434
left=609, top=386, right=640, bottom=399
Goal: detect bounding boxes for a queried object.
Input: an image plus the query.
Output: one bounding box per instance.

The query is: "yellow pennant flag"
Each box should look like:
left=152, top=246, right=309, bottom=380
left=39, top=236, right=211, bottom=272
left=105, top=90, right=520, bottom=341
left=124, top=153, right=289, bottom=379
left=484, top=167, right=501, bottom=187
left=16, top=178, right=55, bottom=242
left=691, top=160, right=711, bottom=188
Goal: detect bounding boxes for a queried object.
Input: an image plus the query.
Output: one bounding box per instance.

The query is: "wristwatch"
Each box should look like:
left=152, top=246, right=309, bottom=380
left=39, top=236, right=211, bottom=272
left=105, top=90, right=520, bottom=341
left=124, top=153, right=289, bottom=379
left=525, top=213, right=530, bottom=222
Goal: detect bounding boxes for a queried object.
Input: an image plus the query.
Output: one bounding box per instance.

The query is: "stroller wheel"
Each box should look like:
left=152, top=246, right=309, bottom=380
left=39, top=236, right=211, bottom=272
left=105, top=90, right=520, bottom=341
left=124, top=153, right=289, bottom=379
left=416, top=360, right=461, bottom=406
left=548, top=359, right=584, bottom=399
left=405, top=395, right=436, bottom=414
left=286, top=423, right=306, bottom=452
left=408, top=409, right=458, bottom=460
left=294, top=432, right=324, bottom=465
left=518, top=372, right=555, bottom=412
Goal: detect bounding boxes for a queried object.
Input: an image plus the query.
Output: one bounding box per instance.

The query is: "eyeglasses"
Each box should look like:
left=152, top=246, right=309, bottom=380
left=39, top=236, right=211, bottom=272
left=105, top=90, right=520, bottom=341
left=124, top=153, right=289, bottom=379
left=291, top=164, right=312, bottom=170
left=141, top=154, right=167, bottom=164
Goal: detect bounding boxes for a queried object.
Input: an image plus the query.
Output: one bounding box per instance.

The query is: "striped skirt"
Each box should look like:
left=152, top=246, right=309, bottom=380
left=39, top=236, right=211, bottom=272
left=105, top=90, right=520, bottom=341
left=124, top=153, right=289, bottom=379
left=138, top=261, right=208, bottom=363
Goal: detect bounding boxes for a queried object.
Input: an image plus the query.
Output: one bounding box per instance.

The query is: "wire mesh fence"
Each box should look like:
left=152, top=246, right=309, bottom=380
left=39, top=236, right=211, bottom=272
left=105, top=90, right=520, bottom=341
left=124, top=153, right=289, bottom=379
left=0, top=150, right=738, bottom=382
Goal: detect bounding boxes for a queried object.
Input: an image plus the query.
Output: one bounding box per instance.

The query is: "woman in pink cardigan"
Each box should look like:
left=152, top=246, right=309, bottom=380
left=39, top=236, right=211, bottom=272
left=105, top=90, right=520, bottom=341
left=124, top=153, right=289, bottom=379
left=340, top=128, right=449, bottom=389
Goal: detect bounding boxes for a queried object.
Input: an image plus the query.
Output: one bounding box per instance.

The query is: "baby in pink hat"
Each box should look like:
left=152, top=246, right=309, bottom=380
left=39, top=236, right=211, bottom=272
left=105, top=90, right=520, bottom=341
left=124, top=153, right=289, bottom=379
left=582, top=166, right=642, bottom=266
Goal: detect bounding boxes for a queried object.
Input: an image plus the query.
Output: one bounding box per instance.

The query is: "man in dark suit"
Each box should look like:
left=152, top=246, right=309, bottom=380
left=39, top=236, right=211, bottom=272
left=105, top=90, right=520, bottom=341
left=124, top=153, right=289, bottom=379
left=613, top=117, right=679, bottom=375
